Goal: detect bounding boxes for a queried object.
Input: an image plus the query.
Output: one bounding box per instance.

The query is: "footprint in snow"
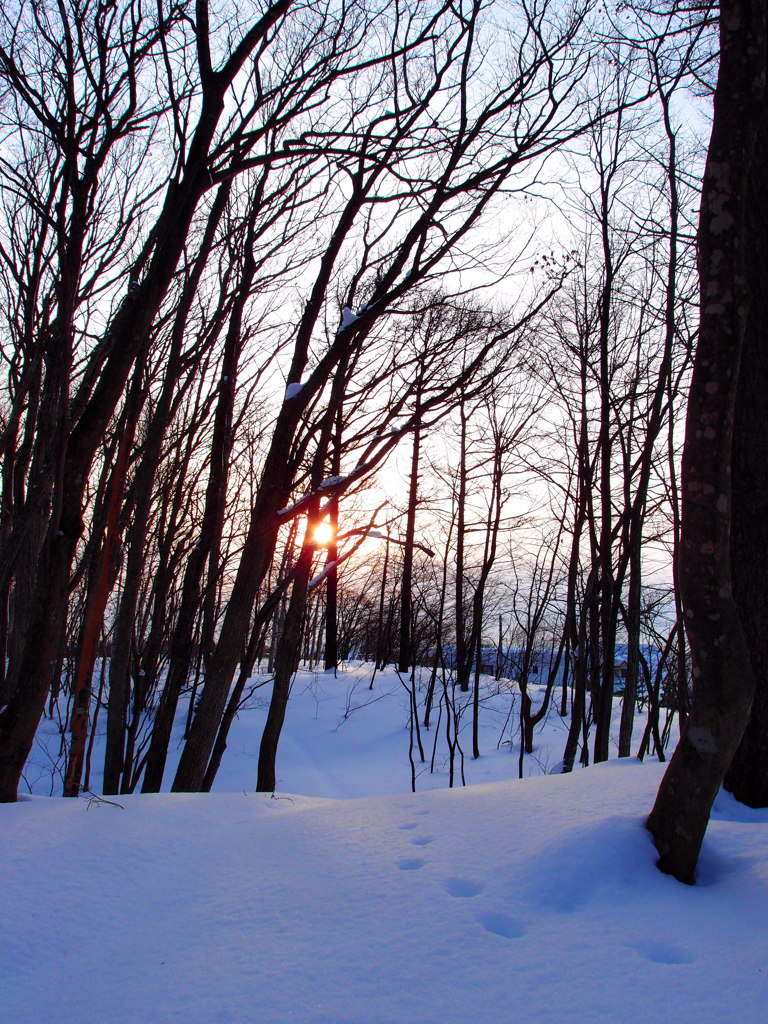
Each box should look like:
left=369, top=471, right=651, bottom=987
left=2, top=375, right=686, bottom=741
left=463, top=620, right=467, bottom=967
left=444, top=877, right=484, bottom=898
left=399, top=823, right=418, bottom=831
left=409, top=835, right=434, bottom=846
left=476, top=910, right=526, bottom=939
left=396, top=858, right=427, bottom=871
left=629, top=940, right=696, bottom=965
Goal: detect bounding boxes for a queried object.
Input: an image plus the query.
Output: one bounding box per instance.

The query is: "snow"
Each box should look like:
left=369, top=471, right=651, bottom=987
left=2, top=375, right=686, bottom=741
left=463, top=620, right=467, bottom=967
left=338, top=306, right=358, bottom=331
left=308, top=558, right=340, bottom=591
left=284, top=381, right=303, bottom=400
left=277, top=476, right=345, bottom=519
left=3, top=663, right=768, bottom=1023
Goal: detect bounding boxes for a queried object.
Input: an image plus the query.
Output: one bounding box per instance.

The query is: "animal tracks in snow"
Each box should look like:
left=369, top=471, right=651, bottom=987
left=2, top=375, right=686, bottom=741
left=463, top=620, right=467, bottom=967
left=395, top=822, right=433, bottom=871
left=475, top=910, right=526, bottom=940
left=628, top=940, right=697, bottom=966
left=393, top=828, right=526, bottom=942
left=396, top=857, right=427, bottom=871
left=394, top=828, right=484, bottom=898
left=444, top=877, right=484, bottom=899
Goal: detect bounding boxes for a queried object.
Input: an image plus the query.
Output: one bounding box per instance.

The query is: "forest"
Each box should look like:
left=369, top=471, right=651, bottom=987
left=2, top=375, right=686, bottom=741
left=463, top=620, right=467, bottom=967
left=0, top=0, right=766, bottom=891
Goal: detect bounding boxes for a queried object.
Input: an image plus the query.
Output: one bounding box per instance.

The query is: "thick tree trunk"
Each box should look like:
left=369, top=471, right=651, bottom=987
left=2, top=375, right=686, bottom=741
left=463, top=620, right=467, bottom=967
left=724, top=90, right=768, bottom=807
left=647, top=0, right=766, bottom=882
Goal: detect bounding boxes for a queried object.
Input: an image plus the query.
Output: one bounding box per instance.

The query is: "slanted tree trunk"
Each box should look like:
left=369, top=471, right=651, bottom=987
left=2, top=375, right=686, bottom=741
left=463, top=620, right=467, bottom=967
left=256, top=504, right=320, bottom=793
left=140, top=195, right=259, bottom=793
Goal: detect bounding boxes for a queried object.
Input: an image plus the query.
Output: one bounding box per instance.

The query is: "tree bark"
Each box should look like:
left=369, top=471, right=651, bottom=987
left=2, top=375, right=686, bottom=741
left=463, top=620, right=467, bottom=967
left=724, top=82, right=768, bottom=807
left=647, top=0, right=766, bottom=883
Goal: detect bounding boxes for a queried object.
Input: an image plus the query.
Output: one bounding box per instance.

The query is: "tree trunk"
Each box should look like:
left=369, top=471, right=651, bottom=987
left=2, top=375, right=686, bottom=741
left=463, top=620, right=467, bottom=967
left=64, top=370, right=142, bottom=797
left=647, top=0, right=766, bottom=883
left=724, top=85, right=768, bottom=807
left=256, top=521, right=317, bottom=792
left=455, top=400, right=470, bottom=692
left=324, top=389, right=344, bottom=672
left=398, top=411, right=421, bottom=674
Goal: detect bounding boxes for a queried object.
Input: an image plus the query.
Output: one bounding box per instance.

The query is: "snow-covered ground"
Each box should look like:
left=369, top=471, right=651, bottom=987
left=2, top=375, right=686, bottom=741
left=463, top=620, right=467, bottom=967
left=3, top=663, right=767, bottom=1023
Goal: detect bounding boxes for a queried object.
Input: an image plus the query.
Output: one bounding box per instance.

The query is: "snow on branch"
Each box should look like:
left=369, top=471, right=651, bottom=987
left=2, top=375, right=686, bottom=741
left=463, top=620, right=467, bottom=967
left=336, top=307, right=358, bottom=333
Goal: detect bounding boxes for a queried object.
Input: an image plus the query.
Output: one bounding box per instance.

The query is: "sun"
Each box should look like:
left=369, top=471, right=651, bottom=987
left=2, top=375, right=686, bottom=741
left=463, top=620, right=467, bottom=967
left=313, top=521, right=335, bottom=547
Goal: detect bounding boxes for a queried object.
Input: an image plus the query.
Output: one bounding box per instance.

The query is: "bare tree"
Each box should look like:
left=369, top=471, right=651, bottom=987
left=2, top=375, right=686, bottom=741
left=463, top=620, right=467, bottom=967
left=172, top=0, right=597, bottom=793
left=0, top=0, right=357, bottom=801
